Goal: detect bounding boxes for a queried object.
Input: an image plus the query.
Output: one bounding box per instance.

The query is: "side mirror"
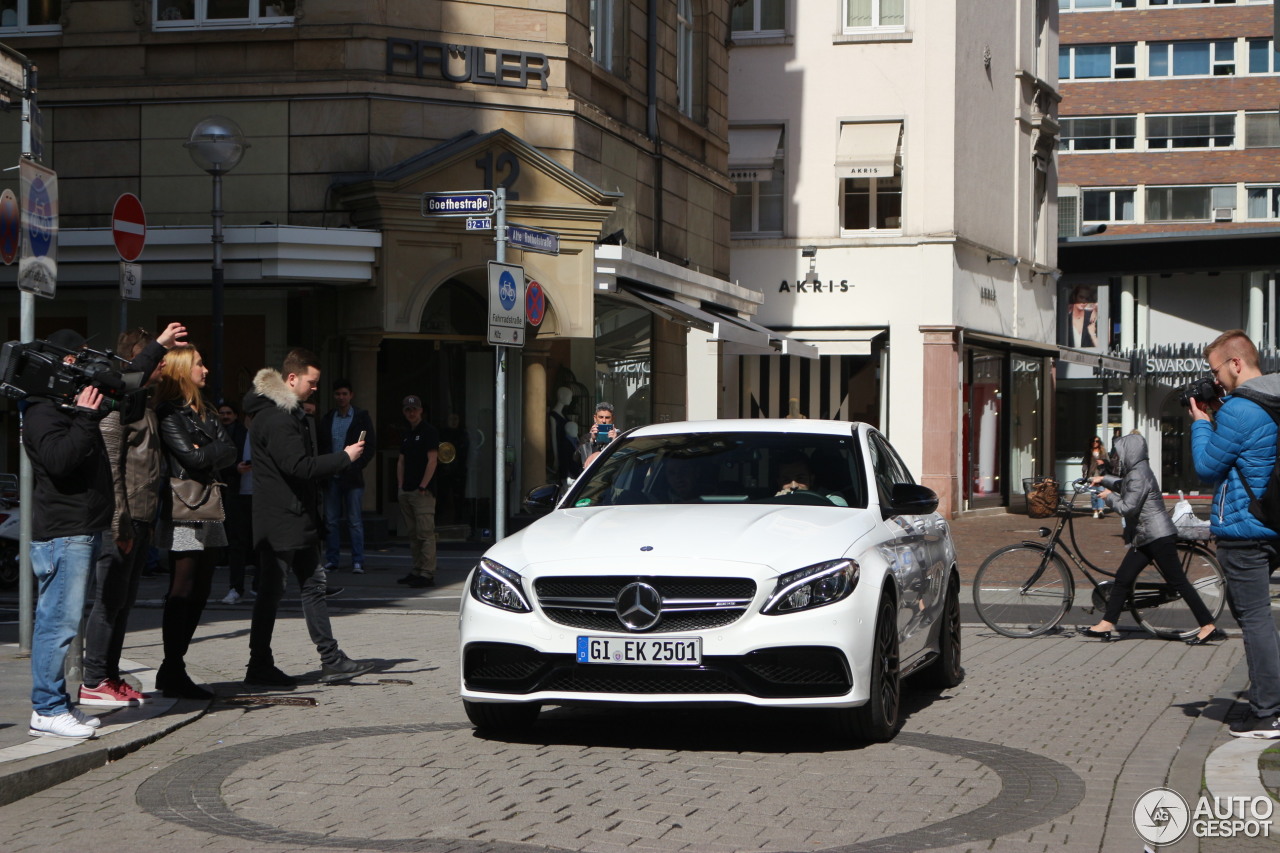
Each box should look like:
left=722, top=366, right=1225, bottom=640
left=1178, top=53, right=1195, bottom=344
left=885, top=483, right=939, bottom=517
left=523, top=483, right=561, bottom=514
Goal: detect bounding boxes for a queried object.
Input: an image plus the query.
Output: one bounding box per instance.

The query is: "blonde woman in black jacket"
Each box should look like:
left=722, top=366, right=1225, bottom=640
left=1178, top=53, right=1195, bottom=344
left=154, top=347, right=236, bottom=698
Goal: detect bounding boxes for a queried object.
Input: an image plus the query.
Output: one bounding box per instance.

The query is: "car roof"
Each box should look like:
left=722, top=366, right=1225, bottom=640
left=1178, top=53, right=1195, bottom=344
left=624, top=419, right=869, bottom=438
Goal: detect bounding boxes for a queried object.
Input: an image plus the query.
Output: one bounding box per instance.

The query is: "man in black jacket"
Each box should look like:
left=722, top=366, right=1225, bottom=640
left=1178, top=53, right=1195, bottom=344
left=318, top=380, right=375, bottom=574
left=241, top=348, right=374, bottom=687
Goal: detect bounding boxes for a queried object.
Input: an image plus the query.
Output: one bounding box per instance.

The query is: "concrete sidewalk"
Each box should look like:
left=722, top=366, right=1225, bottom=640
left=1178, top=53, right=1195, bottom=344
left=0, top=514, right=1275, bottom=851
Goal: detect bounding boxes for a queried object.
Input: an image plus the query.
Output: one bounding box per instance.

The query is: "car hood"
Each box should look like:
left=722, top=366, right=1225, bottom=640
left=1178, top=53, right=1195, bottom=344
left=487, top=504, right=879, bottom=575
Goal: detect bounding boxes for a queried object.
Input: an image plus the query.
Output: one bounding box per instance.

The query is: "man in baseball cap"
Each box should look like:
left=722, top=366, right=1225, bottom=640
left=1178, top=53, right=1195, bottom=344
left=396, top=395, right=438, bottom=588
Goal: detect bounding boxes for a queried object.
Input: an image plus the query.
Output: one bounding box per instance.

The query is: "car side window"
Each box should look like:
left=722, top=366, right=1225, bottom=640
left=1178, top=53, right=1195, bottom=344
left=869, top=432, right=914, bottom=504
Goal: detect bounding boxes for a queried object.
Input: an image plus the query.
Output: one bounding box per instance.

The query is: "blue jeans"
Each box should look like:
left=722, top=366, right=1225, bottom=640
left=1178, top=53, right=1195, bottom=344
left=31, top=533, right=102, bottom=716
left=324, top=482, right=364, bottom=566
left=1217, top=541, right=1280, bottom=718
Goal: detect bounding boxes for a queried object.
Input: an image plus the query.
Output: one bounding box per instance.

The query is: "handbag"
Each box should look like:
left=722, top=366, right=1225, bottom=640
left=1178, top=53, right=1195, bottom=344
left=170, top=476, right=225, bottom=523
left=1024, top=476, right=1060, bottom=519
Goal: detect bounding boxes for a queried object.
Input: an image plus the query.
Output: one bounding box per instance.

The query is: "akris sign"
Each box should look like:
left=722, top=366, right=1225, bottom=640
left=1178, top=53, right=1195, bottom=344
left=778, top=279, right=852, bottom=293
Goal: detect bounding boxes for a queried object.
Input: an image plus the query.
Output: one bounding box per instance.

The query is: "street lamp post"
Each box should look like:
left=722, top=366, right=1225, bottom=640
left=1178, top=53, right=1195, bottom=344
left=185, top=116, right=248, bottom=403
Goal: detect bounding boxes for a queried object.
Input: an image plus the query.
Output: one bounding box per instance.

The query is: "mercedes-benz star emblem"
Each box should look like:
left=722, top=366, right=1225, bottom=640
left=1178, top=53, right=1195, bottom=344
left=615, top=582, right=662, bottom=631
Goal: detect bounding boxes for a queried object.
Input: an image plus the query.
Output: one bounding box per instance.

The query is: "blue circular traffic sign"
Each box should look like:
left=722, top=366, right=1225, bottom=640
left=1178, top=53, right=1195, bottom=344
left=498, top=270, right=518, bottom=311
left=26, top=176, right=53, bottom=257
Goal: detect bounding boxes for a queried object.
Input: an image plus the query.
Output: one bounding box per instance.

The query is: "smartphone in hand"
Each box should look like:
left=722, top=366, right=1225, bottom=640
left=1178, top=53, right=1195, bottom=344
left=358, top=430, right=367, bottom=443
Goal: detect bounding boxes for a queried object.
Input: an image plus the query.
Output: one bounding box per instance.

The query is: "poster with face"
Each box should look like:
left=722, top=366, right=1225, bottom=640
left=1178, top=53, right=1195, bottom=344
left=1060, top=282, right=1109, bottom=351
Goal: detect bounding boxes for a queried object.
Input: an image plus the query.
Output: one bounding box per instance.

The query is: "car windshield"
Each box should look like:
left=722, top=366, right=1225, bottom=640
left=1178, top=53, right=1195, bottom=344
left=566, top=431, right=867, bottom=509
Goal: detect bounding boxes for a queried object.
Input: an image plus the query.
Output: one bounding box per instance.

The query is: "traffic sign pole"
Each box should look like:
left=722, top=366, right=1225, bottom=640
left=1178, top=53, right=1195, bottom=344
left=495, top=187, right=507, bottom=541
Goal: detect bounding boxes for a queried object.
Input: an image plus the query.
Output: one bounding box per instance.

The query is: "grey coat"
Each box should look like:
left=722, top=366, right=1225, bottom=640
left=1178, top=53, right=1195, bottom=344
left=1100, top=433, right=1176, bottom=548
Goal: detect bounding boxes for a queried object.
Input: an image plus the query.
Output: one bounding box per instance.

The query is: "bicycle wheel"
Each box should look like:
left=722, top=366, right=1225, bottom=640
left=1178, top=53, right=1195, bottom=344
left=973, top=544, right=1073, bottom=638
left=1130, top=542, right=1226, bottom=640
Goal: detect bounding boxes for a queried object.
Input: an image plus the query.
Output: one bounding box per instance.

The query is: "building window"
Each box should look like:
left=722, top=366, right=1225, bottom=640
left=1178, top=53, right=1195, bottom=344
left=836, top=121, right=903, bottom=231
left=677, top=0, right=695, bottom=117
left=1059, top=44, right=1136, bottom=80
left=1083, top=188, right=1136, bottom=222
left=1146, top=113, right=1235, bottom=148
left=154, top=0, right=294, bottom=28
left=591, top=0, right=613, bottom=70
left=842, top=177, right=902, bottom=231
left=1146, top=185, right=1234, bottom=221
left=1245, top=112, right=1280, bottom=147
left=1059, top=116, right=1137, bottom=151
left=1247, top=186, right=1280, bottom=220
left=1148, top=41, right=1236, bottom=77
left=843, top=0, right=905, bottom=31
left=1149, top=0, right=1238, bottom=5
left=1248, top=39, right=1280, bottom=73
left=0, top=0, right=61, bottom=32
left=1058, top=0, right=1119, bottom=10
left=730, top=127, right=785, bottom=235
left=731, top=0, right=785, bottom=36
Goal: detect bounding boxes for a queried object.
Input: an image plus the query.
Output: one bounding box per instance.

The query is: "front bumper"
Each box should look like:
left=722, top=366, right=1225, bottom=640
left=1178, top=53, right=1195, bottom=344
left=462, top=641, right=854, bottom=701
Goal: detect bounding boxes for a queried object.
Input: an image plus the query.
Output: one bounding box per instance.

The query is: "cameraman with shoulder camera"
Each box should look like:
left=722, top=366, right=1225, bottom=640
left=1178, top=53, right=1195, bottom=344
left=1190, top=329, right=1280, bottom=739
left=21, top=324, right=187, bottom=738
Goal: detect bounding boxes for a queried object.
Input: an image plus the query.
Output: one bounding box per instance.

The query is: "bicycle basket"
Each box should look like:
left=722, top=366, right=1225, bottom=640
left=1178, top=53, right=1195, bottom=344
left=1024, top=476, right=1060, bottom=518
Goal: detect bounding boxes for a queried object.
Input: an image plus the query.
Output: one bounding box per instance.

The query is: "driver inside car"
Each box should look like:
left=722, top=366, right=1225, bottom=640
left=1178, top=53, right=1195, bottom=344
left=773, top=453, right=849, bottom=506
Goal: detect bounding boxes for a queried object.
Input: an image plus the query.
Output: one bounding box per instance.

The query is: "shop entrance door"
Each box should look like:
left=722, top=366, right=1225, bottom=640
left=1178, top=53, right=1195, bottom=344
left=378, top=340, right=495, bottom=540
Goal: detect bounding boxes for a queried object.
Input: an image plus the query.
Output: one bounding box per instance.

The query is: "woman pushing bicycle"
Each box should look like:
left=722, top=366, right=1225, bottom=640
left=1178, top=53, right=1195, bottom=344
left=1080, top=433, right=1225, bottom=645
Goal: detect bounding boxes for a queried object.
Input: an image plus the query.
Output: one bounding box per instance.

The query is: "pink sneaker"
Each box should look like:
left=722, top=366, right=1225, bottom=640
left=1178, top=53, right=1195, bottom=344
left=79, top=679, right=138, bottom=708
left=109, top=677, right=148, bottom=705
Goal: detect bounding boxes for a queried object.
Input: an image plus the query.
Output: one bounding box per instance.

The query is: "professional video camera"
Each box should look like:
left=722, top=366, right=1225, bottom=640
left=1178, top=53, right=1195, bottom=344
left=1177, top=375, right=1222, bottom=409
left=0, top=338, right=145, bottom=419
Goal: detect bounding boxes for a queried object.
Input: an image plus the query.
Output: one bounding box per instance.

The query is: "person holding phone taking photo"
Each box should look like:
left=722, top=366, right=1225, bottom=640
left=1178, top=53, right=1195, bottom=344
left=578, top=402, right=619, bottom=471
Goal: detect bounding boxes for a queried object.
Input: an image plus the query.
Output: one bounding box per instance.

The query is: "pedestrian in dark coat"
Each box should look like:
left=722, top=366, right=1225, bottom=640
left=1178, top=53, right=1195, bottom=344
left=239, top=348, right=374, bottom=687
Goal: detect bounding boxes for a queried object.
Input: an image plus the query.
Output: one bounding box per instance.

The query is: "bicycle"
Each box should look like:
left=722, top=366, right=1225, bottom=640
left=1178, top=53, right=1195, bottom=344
left=972, top=479, right=1227, bottom=639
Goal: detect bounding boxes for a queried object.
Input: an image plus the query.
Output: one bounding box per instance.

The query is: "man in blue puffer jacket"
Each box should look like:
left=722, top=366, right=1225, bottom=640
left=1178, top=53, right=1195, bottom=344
left=1190, top=329, right=1280, bottom=739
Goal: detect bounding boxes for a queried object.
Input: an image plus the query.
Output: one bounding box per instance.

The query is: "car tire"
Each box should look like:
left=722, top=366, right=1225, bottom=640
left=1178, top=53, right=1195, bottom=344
left=833, top=596, right=902, bottom=743
left=463, top=699, right=541, bottom=732
left=918, top=573, right=964, bottom=689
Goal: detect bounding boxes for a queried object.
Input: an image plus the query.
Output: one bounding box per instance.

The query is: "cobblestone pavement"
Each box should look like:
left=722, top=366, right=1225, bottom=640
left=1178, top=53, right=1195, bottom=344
left=0, top=513, right=1275, bottom=852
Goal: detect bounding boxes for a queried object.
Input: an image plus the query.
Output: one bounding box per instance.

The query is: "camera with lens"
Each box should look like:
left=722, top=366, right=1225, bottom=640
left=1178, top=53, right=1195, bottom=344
left=1177, top=375, right=1222, bottom=409
left=0, top=338, right=145, bottom=419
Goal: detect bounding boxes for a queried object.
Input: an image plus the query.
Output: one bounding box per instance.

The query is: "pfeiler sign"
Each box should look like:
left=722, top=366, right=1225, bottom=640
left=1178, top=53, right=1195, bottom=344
left=386, top=38, right=550, bottom=90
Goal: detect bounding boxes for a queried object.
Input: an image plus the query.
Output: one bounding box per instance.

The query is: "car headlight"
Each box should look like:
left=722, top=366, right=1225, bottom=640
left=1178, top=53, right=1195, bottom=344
left=761, top=559, right=860, bottom=615
left=470, top=558, right=532, bottom=613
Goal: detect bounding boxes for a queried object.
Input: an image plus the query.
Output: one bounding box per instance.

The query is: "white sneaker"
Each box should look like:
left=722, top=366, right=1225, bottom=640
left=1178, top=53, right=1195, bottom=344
left=352, top=564, right=364, bottom=574
left=70, top=707, right=102, bottom=729
left=29, top=711, right=97, bottom=739
left=221, top=589, right=241, bottom=604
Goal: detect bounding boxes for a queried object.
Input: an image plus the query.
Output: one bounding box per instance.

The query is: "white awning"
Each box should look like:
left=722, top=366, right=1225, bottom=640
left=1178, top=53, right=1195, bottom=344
left=619, top=285, right=774, bottom=353
left=728, top=126, right=782, bottom=183
left=776, top=329, right=886, bottom=356
left=835, top=122, right=902, bottom=179
left=711, top=311, right=819, bottom=359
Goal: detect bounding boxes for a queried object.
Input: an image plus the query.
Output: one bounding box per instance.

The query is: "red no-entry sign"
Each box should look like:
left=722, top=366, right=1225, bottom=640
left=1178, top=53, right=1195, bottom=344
left=112, top=193, right=146, bottom=262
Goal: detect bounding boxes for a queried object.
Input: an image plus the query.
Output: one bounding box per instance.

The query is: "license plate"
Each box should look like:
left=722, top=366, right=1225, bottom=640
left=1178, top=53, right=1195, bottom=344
left=576, top=636, right=702, bottom=665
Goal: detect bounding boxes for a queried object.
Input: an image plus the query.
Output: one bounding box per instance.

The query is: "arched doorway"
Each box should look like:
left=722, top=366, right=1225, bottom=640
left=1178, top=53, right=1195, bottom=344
left=378, top=276, right=495, bottom=540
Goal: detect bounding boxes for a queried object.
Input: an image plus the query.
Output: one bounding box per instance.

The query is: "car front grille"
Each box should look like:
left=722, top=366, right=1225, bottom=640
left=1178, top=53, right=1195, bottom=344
left=463, top=643, right=852, bottom=699
left=533, top=575, right=756, bottom=633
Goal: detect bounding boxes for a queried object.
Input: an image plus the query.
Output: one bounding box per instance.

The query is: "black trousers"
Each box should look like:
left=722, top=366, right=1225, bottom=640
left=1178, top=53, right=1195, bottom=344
left=1102, top=534, right=1215, bottom=627
left=248, top=544, right=339, bottom=669
left=82, top=521, right=151, bottom=686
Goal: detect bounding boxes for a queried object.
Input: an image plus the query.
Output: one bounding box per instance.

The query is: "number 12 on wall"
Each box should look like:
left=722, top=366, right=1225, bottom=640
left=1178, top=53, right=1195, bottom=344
left=476, top=151, right=520, bottom=200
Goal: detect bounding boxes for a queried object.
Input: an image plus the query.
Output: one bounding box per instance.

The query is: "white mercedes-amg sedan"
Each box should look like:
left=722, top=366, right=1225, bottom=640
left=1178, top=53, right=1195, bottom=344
left=458, top=419, right=963, bottom=742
